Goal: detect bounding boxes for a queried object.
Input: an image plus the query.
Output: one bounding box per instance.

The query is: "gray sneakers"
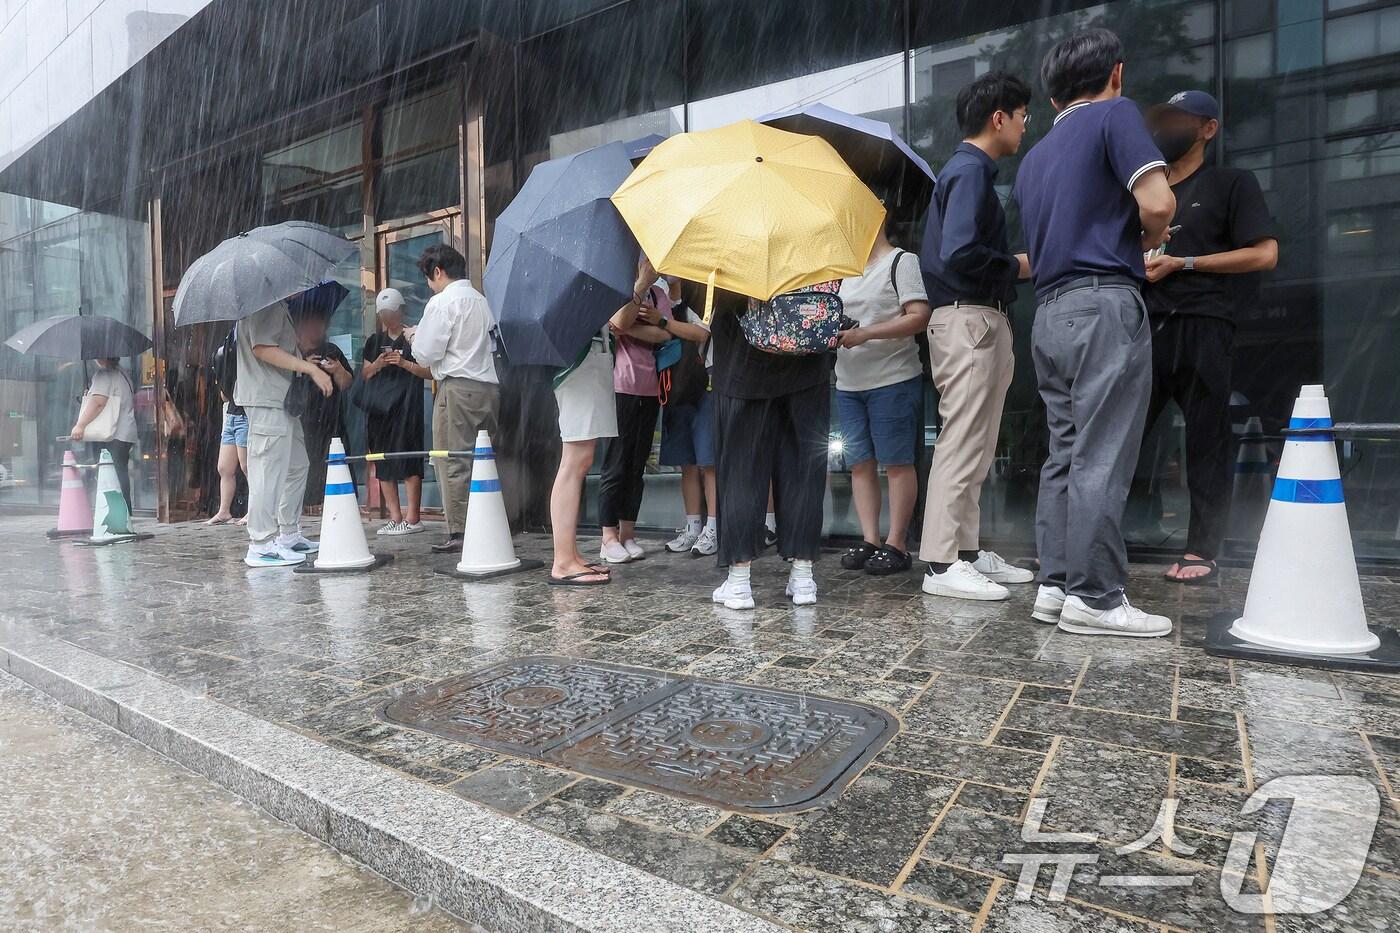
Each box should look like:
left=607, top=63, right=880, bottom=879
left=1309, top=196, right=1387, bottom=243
left=1057, top=595, right=1172, bottom=638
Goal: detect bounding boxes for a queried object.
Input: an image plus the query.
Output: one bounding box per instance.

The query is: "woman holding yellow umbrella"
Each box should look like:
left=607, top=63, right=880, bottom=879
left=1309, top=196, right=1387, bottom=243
left=612, top=120, right=885, bottom=609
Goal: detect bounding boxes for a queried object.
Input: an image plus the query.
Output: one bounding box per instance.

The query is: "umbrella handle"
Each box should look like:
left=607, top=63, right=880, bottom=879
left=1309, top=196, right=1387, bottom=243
left=703, top=269, right=717, bottom=325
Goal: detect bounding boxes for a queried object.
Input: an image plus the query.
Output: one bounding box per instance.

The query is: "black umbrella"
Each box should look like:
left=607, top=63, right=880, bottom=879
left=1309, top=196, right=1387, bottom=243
left=5, top=313, right=152, bottom=359
left=484, top=141, right=639, bottom=368
left=172, top=221, right=357, bottom=326
left=287, top=279, right=350, bottom=319
left=757, top=102, right=936, bottom=220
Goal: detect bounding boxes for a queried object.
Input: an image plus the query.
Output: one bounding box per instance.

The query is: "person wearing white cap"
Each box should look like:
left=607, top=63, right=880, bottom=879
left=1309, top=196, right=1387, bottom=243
left=359, top=287, right=430, bottom=535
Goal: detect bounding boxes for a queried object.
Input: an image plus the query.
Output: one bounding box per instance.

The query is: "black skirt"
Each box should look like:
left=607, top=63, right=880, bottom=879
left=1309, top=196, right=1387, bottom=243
left=363, top=332, right=426, bottom=482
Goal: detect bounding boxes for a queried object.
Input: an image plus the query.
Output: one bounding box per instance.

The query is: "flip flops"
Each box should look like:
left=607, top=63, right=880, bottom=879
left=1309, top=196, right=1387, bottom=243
left=549, top=570, right=611, bottom=587
left=1165, top=558, right=1218, bottom=586
left=203, top=515, right=230, bottom=526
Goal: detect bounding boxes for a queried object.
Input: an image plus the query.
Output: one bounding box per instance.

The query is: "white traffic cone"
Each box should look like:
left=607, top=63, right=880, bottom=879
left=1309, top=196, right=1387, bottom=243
left=1208, top=385, right=1396, bottom=669
left=439, top=431, right=541, bottom=579
left=86, top=449, right=137, bottom=544
left=296, top=437, right=391, bottom=573
left=1229, top=415, right=1272, bottom=541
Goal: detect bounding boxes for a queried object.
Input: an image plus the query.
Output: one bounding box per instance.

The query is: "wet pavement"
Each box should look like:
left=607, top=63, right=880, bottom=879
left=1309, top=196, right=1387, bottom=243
left=0, top=669, right=470, bottom=931
left=3, top=513, right=1399, bottom=931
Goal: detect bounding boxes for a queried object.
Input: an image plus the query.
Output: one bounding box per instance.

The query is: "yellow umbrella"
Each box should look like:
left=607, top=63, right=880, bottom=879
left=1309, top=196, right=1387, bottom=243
left=610, top=120, right=885, bottom=320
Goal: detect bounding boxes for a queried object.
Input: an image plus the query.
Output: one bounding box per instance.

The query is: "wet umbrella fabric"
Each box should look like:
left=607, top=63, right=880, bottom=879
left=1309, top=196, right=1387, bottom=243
left=4, top=314, right=152, bottom=359
left=484, top=141, right=639, bottom=368
left=287, top=279, right=350, bottom=319
left=171, top=221, right=357, bottom=326
left=757, top=102, right=936, bottom=220
left=625, top=133, right=667, bottom=163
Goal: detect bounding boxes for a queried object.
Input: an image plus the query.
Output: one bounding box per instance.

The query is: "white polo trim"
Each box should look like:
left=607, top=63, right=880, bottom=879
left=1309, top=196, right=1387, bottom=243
left=1127, top=160, right=1168, bottom=190
left=1052, top=101, right=1093, bottom=125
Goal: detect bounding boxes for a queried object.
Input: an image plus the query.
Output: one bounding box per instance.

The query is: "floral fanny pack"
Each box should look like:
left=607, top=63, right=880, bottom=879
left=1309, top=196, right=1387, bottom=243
left=741, top=280, right=847, bottom=356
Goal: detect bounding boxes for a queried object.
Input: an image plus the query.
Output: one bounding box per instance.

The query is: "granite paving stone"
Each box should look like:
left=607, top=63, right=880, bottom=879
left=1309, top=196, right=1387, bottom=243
left=730, top=860, right=974, bottom=932
left=771, top=765, right=958, bottom=885
left=6, top=515, right=1400, bottom=932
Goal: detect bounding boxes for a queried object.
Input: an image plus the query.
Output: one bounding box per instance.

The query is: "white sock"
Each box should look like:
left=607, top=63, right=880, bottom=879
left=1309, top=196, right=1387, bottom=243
left=728, top=565, right=751, bottom=586
left=685, top=514, right=702, bottom=533
left=765, top=512, right=777, bottom=533
left=790, top=559, right=814, bottom=581
left=705, top=516, right=717, bottom=532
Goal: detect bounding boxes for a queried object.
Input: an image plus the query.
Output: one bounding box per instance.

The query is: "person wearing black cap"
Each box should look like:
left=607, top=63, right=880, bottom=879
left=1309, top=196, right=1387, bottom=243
left=1142, top=89, right=1277, bottom=586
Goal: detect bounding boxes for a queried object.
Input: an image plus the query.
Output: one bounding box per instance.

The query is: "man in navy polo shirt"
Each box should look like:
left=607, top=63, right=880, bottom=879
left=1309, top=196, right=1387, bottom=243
left=1013, top=28, right=1177, bottom=637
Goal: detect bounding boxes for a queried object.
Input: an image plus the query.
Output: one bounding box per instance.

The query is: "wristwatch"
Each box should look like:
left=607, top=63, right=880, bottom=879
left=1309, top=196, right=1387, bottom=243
left=1183, top=256, right=1196, bottom=271
left=658, top=316, right=670, bottom=331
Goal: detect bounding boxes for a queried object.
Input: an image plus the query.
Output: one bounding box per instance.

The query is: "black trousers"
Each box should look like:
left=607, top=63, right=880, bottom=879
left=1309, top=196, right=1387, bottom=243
left=87, top=440, right=133, bottom=511
left=715, top=381, right=830, bottom=565
left=599, top=393, right=660, bottom=527
left=1142, top=314, right=1234, bottom=561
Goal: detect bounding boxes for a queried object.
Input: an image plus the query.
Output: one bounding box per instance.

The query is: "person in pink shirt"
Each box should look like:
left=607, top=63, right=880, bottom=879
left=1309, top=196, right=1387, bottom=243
left=597, top=271, right=673, bottom=563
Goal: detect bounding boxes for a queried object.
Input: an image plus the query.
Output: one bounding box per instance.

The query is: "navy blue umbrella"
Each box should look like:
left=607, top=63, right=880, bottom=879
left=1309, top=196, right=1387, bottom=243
left=625, top=133, right=667, bottom=163
left=485, top=141, right=639, bottom=368
left=757, top=102, right=936, bottom=219
left=287, top=279, right=350, bottom=319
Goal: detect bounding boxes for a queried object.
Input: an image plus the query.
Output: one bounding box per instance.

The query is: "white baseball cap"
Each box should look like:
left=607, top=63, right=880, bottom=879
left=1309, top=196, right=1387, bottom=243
left=375, top=287, right=405, bottom=313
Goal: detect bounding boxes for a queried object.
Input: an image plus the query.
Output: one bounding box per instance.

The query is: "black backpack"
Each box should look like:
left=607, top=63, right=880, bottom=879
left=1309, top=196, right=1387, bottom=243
left=213, top=326, right=242, bottom=413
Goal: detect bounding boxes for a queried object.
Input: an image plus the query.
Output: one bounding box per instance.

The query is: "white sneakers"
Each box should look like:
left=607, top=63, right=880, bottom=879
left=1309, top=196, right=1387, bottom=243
left=785, top=577, right=817, bottom=606
left=599, top=540, right=631, bottom=564
left=973, top=550, right=1035, bottom=584
left=1057, top=595, right=1172, bottom=638
left=922, top=561, right=1009, bottom=601
left=244, top=543, right=305, bottom=568
left=1031, top=585, right=1066, bottom=624
left=666, top=526, right=700, bottom=553
left=691, top=526, right=718, bottom=557
left=623, top=539, right=646, bottom=561
left=712, top=577, right=755, bottom=610
left=275, top=532, right=319, bottom=553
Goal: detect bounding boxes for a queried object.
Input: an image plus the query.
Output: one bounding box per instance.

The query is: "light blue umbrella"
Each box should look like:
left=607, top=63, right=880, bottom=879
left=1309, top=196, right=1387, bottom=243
left=485, top=141, right=639, bottom=368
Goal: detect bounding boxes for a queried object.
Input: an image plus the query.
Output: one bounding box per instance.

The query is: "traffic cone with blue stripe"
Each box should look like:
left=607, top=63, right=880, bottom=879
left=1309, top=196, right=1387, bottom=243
left=438, top=430, right=542, bottom=579
left=1207, top=385, right=1398, bottom=670
left=295, top=437, right=392, bottom=573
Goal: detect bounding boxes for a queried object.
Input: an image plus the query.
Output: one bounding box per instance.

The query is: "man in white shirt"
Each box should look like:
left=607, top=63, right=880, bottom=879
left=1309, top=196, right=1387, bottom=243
left=410, top=244, right=500, bottom=552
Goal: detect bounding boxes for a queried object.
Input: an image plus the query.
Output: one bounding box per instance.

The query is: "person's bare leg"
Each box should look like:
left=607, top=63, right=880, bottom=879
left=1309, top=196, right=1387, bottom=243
left=404, top=475, right=422, bottom=525
left=681, top=465, right=702, bottom=516
left=552, top=440, right=607, bottom=581
left=206, top=444, right=238, bottom=523
left=379, top=479, right=403, bottom=523
left=849, top=459, right=883, bottom=546
left=884, top=463, right=917, bottom=553
left=703, top=466, right=717, bottom=520
left=619, top=519, right=637, bottom=544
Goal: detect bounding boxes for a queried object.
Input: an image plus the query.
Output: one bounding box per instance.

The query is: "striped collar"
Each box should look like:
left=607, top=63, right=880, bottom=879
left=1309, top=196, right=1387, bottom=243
left=1052, top=100, right=1095, bottom=126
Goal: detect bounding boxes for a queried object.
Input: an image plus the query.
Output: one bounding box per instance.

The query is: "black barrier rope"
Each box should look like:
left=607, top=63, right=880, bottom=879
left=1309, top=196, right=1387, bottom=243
left=1282, top=423, right=1400, bottom=439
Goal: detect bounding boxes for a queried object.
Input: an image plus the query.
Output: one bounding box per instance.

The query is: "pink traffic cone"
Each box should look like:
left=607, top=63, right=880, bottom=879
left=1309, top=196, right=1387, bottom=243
left=48, top=451, right=92, bottom=539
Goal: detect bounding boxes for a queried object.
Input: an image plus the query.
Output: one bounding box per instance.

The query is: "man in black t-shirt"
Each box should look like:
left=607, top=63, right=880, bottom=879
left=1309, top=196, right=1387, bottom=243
left=1142, top=90, right=1277, bottom=585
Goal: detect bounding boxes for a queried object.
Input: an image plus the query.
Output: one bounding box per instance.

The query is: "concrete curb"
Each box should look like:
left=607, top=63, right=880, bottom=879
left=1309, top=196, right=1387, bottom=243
left=0, top=627, right=780, bottom=933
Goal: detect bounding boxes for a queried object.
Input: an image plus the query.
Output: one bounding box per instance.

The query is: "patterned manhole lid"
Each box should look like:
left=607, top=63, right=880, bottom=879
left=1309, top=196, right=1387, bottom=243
left=382, top=655, right=898, bottom=813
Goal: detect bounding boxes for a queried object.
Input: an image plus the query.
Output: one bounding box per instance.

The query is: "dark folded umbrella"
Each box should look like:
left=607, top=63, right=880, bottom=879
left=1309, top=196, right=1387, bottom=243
left=172, top=221, right=357, bottom=326
left=287, top=279, right=350, bottom=319
left=5, top=313, right=152, bottom=359
left=485, top=141, right=639, bottom=368
left=757, top=102, right=936, bottom=219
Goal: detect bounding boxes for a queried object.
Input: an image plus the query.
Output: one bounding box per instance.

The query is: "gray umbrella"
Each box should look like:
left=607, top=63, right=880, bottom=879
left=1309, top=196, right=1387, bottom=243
left=172, top=221, right=357, bottom=326
left=5, top=313, right=153, bottom=359
left=485, top=141, right=639, bottom=368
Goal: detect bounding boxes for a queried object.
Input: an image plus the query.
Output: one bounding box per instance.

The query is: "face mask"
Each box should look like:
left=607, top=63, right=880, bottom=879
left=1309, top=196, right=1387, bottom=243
left=1153, top=128, right=1198, bottom=163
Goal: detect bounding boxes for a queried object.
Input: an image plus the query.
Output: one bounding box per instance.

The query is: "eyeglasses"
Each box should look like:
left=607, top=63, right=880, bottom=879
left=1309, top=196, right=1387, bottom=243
left=1019, top=110, right=1032, bottom=126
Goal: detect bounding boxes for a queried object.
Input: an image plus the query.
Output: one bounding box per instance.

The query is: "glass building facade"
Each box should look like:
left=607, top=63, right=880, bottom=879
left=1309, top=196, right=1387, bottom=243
left=1, top=0, right=1398, bottom=562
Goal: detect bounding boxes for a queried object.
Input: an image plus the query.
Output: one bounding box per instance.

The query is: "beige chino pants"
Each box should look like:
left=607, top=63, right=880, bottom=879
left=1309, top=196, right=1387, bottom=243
left=919, top=304, right=1015, bottom=563
left=432, top=376, right=500, bottom=535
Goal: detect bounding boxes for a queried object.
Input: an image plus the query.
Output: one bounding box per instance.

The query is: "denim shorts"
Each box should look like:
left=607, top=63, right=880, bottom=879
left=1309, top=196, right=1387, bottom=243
left=220, top=411, right=249, bottom=447
left=659, top=388, right=715, bottom=467
left=835, top=375, right=922, bottom=466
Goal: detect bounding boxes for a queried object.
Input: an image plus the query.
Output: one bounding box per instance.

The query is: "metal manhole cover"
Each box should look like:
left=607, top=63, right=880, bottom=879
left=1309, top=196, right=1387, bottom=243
left=382, top=655, right=898, bottom=813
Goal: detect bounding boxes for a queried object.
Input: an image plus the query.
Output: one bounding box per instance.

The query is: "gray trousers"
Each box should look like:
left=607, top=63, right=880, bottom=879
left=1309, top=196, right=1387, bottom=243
left=1031, top=277, right=1152, bottom=609
left=244, top=405, right=308, bottom=544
